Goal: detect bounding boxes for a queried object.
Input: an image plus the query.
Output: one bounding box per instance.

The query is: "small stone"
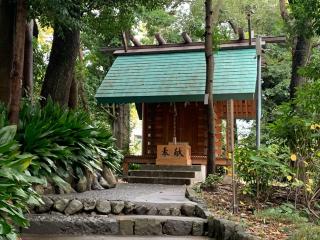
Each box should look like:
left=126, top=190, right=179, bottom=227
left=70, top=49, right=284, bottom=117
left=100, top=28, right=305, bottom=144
left=64, top=199, right=83, bottom=215
left=102, top=166, right=117, bottom=188
left=158, top=208, right=170, bottom=216
left=124, top=202, right=135, bottom=214
left=163, top=220, right=193, bottom=236
left=82, top=198, right=96, bottom=211
left=43, top=182, right=55, bottom=194
left=147, top=207, right=158, bottom=215
left=91, top=211, right=97, bottom=216
left=92, top=177, right=104, bottom=190
left=195, top=205, right=210, bottom=218
left=181, top=204, right=195, bottom=216
left=76, top=176, right=88, bottom=193
left=134, top=205, right=149, bottom=215
left=135, top=218, right=162, bottom=235
left=119, top=219, right=134, bottom=235
left=33, top=184, right=44, bottom=195
left=99, top=177, right=111, bottom=189
left=170, top=208, right=181, bottom=216
left=35, top=196, right=53, bottom=213
left=53, top=198, right=70, bottom=212
left=96, top=200, right=111, bottom=214
left=111, top=201, right=125, bottom=214
left=192, top=221, right=204, bottom=236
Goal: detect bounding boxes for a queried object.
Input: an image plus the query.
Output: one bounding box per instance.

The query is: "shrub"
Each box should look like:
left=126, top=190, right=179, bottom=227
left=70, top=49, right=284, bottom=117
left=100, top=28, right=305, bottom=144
left=200, top=174, right=223, bottom=191
left=15, top=100, right=123, bottom=189
left=0, top=126, right=42, bottom=239
left=235, top=144, right=293, bottom=197
left=0, top=100, right=123, bottom=191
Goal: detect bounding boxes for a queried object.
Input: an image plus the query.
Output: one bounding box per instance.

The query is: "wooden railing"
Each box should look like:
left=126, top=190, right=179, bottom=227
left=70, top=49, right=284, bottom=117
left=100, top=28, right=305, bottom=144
left=123, top=155, right=231, bottom=176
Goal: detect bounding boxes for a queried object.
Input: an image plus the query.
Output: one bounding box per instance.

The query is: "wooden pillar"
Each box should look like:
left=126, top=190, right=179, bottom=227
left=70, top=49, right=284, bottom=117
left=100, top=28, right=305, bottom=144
left=227, top=99, right=238, bottom=214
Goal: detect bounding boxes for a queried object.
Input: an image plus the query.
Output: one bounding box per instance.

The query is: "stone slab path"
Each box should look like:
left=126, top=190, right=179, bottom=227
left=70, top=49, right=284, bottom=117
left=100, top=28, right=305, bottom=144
left=49, top=183, right=195, bottom=208
left=23, top=235, right=210, bottom=240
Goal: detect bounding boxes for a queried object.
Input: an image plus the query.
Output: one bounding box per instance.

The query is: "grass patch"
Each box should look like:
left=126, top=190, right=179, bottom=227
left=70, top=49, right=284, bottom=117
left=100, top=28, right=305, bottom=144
left=289, top=224, right=320, bottom=240
left=255, top=203, right=309, bottom=224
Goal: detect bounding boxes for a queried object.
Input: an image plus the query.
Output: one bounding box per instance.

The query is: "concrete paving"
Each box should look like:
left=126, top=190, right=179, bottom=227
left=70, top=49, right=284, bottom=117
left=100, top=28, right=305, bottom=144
left=22, top=235, right=210, bottom=240
left=49, top=183, right=195, bottom=208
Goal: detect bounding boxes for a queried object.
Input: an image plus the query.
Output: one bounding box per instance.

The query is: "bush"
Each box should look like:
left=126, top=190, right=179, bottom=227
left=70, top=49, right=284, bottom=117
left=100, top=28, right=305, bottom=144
left=235, top=144, right=293, bottom=197
left=15, top=100, right=123, bottom=189
left=200, top=174, right=223, bottom=191
left=0, top=126, right=42, bottom=239
left=0, top=100, right=123, bottom=192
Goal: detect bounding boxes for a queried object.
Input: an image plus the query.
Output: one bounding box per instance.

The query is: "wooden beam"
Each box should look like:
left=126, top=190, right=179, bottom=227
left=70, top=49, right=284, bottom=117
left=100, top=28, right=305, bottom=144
left=121, top=31, right=128, bottom=52
left=100, top=36, right=286, bottom=54
left=129, top=34, right=141, bottom=47
left=155, top=33, right=166, bottom=45
left=182, top=32, right=192, bottom=43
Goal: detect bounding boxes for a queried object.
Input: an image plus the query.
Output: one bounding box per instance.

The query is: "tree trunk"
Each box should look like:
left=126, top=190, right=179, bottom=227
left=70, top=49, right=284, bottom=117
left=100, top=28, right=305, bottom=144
left=40, top=24, right=80, bottom=106
left=290, top=35, right=312, bottom=99
left=23, top=20, right=34, bottom=98
left=112, top=104, right=130, bottom=153
left=205, top=0, right=216, bottom=175
left=8, top=0, right=27, bottom=125
left=0, top=0, right=15, bottom=104
left=68, top=76, right=78, bottom=108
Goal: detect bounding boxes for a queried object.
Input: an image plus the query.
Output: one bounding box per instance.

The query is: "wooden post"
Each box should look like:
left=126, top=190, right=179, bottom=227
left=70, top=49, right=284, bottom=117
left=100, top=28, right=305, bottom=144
left=155, top=33, right=166, bottom=45
left=205, top=0, right=215, bottom=175
left=122, top=31, right=128, bottom=52
left=256, top=36, right=262, bottom=149
left=182, top=32, right=192, bottom=43
left=129, top=34, right=141, bottom=47
left=227, top=99, right=237, bottom=214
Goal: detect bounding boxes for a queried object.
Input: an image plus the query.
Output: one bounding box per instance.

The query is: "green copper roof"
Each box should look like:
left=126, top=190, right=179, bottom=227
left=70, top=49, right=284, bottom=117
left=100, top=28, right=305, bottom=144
left=96, top=48, right=257, bottom=103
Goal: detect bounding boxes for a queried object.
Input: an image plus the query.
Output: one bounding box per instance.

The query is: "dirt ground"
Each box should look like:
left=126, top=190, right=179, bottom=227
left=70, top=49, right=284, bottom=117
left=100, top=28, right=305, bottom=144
left=201, top=183, right=295, bottom=240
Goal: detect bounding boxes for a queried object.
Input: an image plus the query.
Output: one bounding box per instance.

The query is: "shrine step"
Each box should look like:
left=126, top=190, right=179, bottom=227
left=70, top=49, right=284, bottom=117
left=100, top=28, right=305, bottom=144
left=129, top=170, right=195, bottom=178
left=126, top=176, right=192, bottom=185
left=140, top=165, right=202, bottom=171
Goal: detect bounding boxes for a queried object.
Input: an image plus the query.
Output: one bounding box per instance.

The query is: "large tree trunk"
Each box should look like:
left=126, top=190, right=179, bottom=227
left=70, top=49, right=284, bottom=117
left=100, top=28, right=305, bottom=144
left=112, top=104, right=130, bottom=153
left=290, top=35, right=312, bottom=99
left=40, top=24, right=80, bottom=106
left=0, top=0, right=15, bottom=104
left=68, top=77, right=78, bottom=109
left=205, top=0, right=216, bottom=175
left=23, top=20, right=34, bottom=98
left=8, top=0, right=27, bottom=124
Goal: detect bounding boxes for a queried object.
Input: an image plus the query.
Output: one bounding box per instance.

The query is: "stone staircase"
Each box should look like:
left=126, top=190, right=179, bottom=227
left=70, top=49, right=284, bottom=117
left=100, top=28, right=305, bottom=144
left=125, top=165, right=206, bottom=185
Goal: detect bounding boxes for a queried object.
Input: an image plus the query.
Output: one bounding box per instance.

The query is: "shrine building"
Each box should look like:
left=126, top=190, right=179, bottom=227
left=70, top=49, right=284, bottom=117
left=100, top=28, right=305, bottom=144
left=95, top=37, right=266, bottom=185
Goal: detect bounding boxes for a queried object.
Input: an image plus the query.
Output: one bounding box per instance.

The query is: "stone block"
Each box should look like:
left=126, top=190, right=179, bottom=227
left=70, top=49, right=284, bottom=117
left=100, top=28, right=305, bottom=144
left=82, top=198, right=96, bottom=211
left=181, top=203, right=195, bottom=216
left=163, top=219, right=192, bottom=236
left=96, top=200, right=111, bottom=214
left=111, top=201, right=125, bottom=214
left=192, top=221, right=204, bottom=236
left=64, top=199, right=83, bottom=215
left=53, top=198, right=70, bottom=213
left=119, top=219, right=134, bottom=235
left=135, top=218, right=162, bottom=235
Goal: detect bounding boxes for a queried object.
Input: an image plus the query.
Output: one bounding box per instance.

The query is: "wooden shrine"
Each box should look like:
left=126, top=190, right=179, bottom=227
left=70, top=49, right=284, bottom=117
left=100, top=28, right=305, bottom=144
left=95, top=35, right=269, bottom=176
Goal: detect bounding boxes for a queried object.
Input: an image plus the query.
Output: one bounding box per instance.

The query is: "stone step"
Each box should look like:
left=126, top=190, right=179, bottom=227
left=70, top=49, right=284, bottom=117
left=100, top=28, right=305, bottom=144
left=140, top=165, right=202, bottom=172
left=129, top=170, right=196, bottom=178
left=126, top=176, right=192, bottom=185
left=23, top=214, right=207, bottom=236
